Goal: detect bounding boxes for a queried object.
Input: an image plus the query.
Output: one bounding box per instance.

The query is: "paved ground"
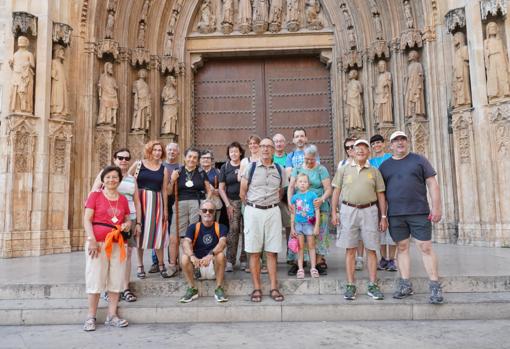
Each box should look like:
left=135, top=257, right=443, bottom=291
left=0, top=320, right=508, bottom=349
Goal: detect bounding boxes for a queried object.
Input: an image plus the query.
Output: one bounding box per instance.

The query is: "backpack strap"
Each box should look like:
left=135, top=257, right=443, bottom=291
left=214, top=222, right=220, bottom=240
left=274, top=163, right=283, bottom=187
left=192, top=222, right=220, bottom=247
left=248, top=162, right=283, bottom=187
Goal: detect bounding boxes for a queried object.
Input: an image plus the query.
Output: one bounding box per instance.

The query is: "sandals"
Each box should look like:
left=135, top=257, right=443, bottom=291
left=83, top=317, right=96, bottom=332
left=159, top=265, right=171, bottom=279
left=270, top=289, right=284, bottom=302
left=136, top=266, right=146, bottom=279
left=122, top=289, right=137, bottom=302
left=250, top=289, right=262, bottom=302
left=296, top=268, right=305, bottom=279
left=104, top=315, right=128, bottom=328
left=310, top=268, right=320, bottom=278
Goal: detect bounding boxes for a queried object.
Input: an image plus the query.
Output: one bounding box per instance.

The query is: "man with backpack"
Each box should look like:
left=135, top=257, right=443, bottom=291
left=179, top=200, right=228, bottom=303
left=240, top=137, right=286, bottom=302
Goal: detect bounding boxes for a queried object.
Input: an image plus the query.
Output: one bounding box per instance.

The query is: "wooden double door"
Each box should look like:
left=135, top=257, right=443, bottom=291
left=193, top=55, right=334, bottom=172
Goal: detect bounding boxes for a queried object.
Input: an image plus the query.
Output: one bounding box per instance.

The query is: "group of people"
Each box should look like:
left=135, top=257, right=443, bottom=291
left=81, top=127, right=444, bottom=331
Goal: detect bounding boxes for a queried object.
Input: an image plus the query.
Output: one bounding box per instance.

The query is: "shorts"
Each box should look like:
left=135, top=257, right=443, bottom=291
left=294, top=222, right=314, bottom=236
left=244, top=205, right=282, bottom=253
left=279, top=201, right=291, bottom=228
left=336, top=204, right=379, bottom=251
left=388, top=214, right=432, bottom=242
left=85, top=241, right=126, bottom=294
left=380, top=229, right=396, bottom=246
left=170, top=199, right=200, bottom=237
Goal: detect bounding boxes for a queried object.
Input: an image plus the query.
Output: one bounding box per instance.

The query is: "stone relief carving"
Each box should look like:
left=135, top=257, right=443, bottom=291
left=403, top=0, right=415, bottom=29
left=484, top=22, right=510, bottom=102
left=239, top=0, right=252, bottom=34
left=253, top=0, right=269, bottom=34
left=368, top=0, right=378, bottom=15
left=198, top=0, right=216, bottom=34
left=480, top=0, right=508, bottom=20
left=369, top=40, right=390, bottom=61
left=404, top=50, right=425, bottom=119
left=131, top=68, right=151, bottom=132
left=269, top=0, right=283, bottom=33
left=340, top=3, right=353, bottom=28
left=373, top=14, right=384, bottom=40
left=96, top=39, right=119, bottom=60
left=105, top=10, right=115, bottom=39
left=12, top=12, right=37, bottom=36
left=163, top=33, right=173, bottom=56
left=287, top=0, right=300, bottom=32
left=408, top=121, right=428, bottom=155
left=452, top=111, right=473, bottom=164
left=452, top=32, right=471, bottom=109
left=374, top=60, right=393, bottom=124
left=161, top=55, right=180, bottom=74
left=400, top=29, right=423, bottom=50
left=140, top=0, right=150, bottom=23
left=131, top=48, right=151, bottom=67
left=346, top=69, right=364, bottom=131
left=161, top=75, right=178, bottom=136
left=137, top=21, right=146, bottom=48
left=9, top=36, right=35, bottom=114
left=95, top=128, right=114, bottom=170
left=97, top=62, right=119, bottom=126
left=305, top=0, right=323, bottom=30
left=342, top=50, right=363, bottom=71
left=489, top=105, right=510, bottom=155
left=52, top=22, right=73, bottom=46
left=50, top=45, right=69, bottom=118
left=53, top=138, right=67, bottom=175
left=445, top=8, right=466, bottom=34
left=221, top=0, right=234, bottom=34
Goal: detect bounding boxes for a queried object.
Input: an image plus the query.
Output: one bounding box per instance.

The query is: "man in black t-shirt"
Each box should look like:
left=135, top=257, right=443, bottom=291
left=179, top=200, right=228, bottom=303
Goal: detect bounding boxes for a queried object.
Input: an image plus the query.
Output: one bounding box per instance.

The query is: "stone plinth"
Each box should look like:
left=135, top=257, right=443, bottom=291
left=128, top=130, right=148, bottom=161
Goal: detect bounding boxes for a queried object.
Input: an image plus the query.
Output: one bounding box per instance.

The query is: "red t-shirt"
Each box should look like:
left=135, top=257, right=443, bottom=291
left=85, top=191, right=130, bottom=241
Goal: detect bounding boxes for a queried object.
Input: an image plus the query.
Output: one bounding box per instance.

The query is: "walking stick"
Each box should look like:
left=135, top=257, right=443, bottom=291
left=174, top=178, right=180, bottom=274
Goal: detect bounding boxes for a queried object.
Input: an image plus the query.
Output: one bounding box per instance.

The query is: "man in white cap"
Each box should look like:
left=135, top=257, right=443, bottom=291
left=379, top=131, right=444, bottom=304
left=331, top=139, right=388, bottom=301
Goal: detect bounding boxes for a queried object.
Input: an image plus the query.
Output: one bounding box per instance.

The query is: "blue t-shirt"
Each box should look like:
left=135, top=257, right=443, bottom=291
left=285, top=149, right=320, bottom=169
left=291, top=191, right=318, bottom=223
left=369, top=153, right=392, bottom=169
left=185, top=223, right=228, bottom=259
left=379, top=152, right=437, bottom=217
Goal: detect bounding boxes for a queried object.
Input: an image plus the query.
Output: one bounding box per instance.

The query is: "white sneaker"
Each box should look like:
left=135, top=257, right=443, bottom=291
left=225, top=262, right=233, bottom=272
left=355, top=256, right=364, bottom=271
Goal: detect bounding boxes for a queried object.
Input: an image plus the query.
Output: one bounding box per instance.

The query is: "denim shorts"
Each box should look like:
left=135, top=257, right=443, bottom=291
left=294, top=222, right=314, bottom=236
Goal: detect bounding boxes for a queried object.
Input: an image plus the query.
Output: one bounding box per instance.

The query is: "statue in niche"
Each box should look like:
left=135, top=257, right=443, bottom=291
left=346, top=69, right=364, bottom=130
left=164, top=33, right=173, bottom=56
left=222, top=0, right=234, bottom=34
left=403, top=0, right=415, bottom=29
left=9, top=36, right=35, bottom=114
left=198, top=0, right=216, bottom=34
left=105, top=10, right=115, bottom=39
left=341, top=6, right=353, bottom=29
left=50, top=45, right=69, bottom=117
left=161, top=75, right=178, bottom=135
left=131, top=68, right=151, bottom=132
left=287, top=0, right=300, bottom=32
left=404, top=50, right=425, bottom=119
left=239, top=0, right=252, bottom=34
left=374, top=60, right=393, bottom=124
left=137, top=21, right=146, bottom=48
left=97, top=62, right=119, bottom=126
left=253, top=0, right=269, bottom=33
left=306, top=0, right=323, bottom=30
left=369, top=0, right=378, bottom=15
left=140, top=0, right=150, bottom=23
left=168, top=10, right=178, bottom=35
left=348, top=28, right=356, bottom=49
left=484, top=21, right=510, bottom=102
left=374, top=14, right=383, bottom=40
left=452, top=31, right=472, bottom=108
left=268, top=0, right=283, bottom=32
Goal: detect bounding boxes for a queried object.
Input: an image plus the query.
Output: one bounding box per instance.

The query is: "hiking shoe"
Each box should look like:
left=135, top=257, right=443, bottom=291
left=344, top=284, right=357, bottom=300
left=288, top=263, right=299, bottom=276
left=386, top=259, right=398, bottom=272
left=316, top=263, right=328, bottom=275
left=225, top=262, right=234, bottom=272
left=148, top=263, right=159, bottom=274
left=429, top=281, right=444, bottom=305
left=179, top=287, right=199, bottom=303
left=377, top=257, right=388, bottom=271
left=367, top=282, right=384, bottom=300
left=355, top=257, right=364, bottom=271
left=393, top=278, right=414, bottom=299
left=104, top=315, right=128, bottom=328
left=214, top=286, right=229, bottom=303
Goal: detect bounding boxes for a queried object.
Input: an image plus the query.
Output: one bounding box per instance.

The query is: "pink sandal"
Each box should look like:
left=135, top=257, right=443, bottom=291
left=296, top=268, right=305, bottom=279
left=310, top=268, right=320, bottom=278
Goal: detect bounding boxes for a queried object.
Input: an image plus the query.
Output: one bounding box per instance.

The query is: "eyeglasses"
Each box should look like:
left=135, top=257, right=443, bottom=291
left=116, top=156, right=131, bottom=161
left=201, top=208, right=215, bottom=214
left=344, top=145, right=354, bottom=151
left=201, top=156, right=213, bottom=160
left=260, top=144, right=274, bottom=149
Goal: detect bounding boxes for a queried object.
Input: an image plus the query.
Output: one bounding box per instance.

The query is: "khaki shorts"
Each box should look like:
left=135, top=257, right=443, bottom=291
left=381, top=229, right=396, bottom=246
left=279, top=201, right=291, bottom=228
left=170, top=200, right=200, bottom=237
left=85, top=242, right=126, bottom=294
left=336, top=204, right=380, bottom=251
left=244, top=205, right=282, bottom=253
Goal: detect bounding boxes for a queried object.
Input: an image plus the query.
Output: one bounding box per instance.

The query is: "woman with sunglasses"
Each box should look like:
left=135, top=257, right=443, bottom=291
left=90, top=148, right=141, bottom=302
left=199, top=149, right=223, bottom=221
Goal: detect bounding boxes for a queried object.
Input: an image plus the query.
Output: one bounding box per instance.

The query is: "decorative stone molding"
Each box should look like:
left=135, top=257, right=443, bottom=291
left=94, top=125, right=116, bottom=172
left=319, top=50, right=332, bottom=69
left=422, top=26, right=437, bottom=42
left=407, top=118, right=429, bottom=156
left=12, top=12, right=37, bottom=37
left=161, top=55, right=179, bottom=74
left=191, top=54, right=204, bottom=73
left=489, top=104, right=510, bottom=155
left=452, top=110, right=473, bottom=164
left=96, top=39, right=119, bottom=60
left=400, top=29, right=423, bottom=50
left=481, top=0, right=507, bottom=20
left=6, top=114, right=38, bottom=174
left=52, top=23, right=73, bottom=46
left=342, top=50, right=363, bottom=71
left=48, top=120, right=73, bottom=176
left=130, top=48, right=150, bottom=67
left=150, top=55, right=161, bottom=71
left=119, top=47, right=130, bottom=62
left=445, top=8, right=466, bottom=33
left=368, top=40, right=390, bottom=61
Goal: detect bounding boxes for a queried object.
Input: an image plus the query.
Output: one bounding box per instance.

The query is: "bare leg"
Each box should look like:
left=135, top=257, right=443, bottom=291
left=169, top=234, right=179, bottom=265
left=366, top=249, right=378, bottom=283
left=297, top=235, right=305, bottom=270
left=396, top=239, right=411, bottom=279
left=106, top=292, right=120, bottom=318
left=250, top=252, right=262, bottom=290
left=136, top=248, right=144, bottom=269
left=307, top=235, right=316, bottom=268
left=416, top=240, right=439, bottom=281
left=214, top=252, right=226, bottom=287
left=345, top=248, right=356, bottom=283
left=156, top=248, right=165, bottom=268
left=380, top=244, right=387, bottom=260
left=87, top=293, right=100, bottom=318
left=266, top=252, right=278, bottom=290
left=389, top=245, right=397, bottom=260
left=180, top=254, right=195, bottom=288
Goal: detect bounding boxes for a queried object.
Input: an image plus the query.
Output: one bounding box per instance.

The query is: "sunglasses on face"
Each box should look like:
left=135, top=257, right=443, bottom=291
left=201, top=208, right=215, bottom=214
left=344, top=145, right=354, bottom=151
left=116, top=156, right=131, bottom=161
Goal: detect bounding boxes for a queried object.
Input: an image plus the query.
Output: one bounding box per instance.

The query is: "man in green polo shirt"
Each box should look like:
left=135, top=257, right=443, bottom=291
left=331, top=139, right=388, bottom=301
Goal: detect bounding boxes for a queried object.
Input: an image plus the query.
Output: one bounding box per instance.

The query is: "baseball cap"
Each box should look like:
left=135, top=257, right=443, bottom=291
left=389, top=131, right=408, bottom=142
left=354, top=139, right=370, bottom=147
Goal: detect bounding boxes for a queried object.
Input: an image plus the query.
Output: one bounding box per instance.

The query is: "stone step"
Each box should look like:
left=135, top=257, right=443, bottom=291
left=2, top=292, right=510, bottom=325
left=1, top=274, right=509, bottom=299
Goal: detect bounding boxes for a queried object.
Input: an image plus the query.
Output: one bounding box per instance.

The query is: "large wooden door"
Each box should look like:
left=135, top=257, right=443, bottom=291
left=194, top=56, right=334, bottom=172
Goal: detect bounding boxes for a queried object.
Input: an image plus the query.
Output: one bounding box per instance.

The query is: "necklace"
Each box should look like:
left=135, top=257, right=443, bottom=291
left=103, top=190, right=120, bottom=224
left=185, top=168, right=195, bottom=188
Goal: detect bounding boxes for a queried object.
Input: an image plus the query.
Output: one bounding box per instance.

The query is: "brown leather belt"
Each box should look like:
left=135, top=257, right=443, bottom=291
left=342, top=201, right=378, bottom=209
left=246, top=202, right=279, bottom=210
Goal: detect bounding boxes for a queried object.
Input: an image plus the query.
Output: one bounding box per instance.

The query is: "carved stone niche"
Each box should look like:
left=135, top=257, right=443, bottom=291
left=96, top=39, right=119, bottom=60
left=481, top=0, right=508, bottom=20
left=341, top=50, right=363, bottom=72
left=52, top=22, right=73, bottom=47
left=131, top=48, right=151, bottom=67
left=49, top=120, right=73, bottom=177
left=94, top=125, right=116, bottom=173
left=369, top=40, right=390, bottom=62
left=452, top=110, right=473, bottom=164
left=6, top=114, right=38, bottom=174
left=406, top=119, right=429, bottom=157
left=489, top=104, right=510, bottom=155
left=400, top=29, right=423, bottom=50
left=445, top=8, right=466, bottom=34
left=12, top=12, right=37, bottom=37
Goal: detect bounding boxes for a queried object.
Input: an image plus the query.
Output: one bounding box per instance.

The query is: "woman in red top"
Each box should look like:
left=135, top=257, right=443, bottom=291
left=83, top=165, right=132, bottom=331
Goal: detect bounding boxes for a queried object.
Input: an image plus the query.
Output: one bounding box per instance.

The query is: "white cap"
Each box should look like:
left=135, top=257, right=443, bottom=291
left=354, top=139, right=370, bottom=147
left=389, top=131, right=408, bottom=142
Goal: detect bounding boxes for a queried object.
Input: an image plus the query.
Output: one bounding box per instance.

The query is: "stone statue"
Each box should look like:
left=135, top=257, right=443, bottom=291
left=198, top=0, right=216, bottom=34
left=368, top=0, right=378, bottom=15
left=287, top=0, right=300, bottom=32
left=374, top=14, right=383, bottom=40
left=9, top=36, right=35, bottom=114
left=168, top=10, right=178, bottom=35
left=222, top=0, right=234, bottom=34
left=97, top=62, right=119, bottom=125
left=239, top=0, right=252, bottom=34
left=374, top=60, right=393, bottom=124
left=484, top=21, right=510, bottom=102
left=161, top=75, right=178, bottom=135
left=268, top=0, right=283, bottom=32
left=348, top=28, right=356, bottom=49
left=452, top=31, right=471, bottom=108
left=305, top=0, right=323, bottom=30
left=404, top=50, right=425, bottom=119
left=346, top=69, right=364, bottom=130
left=137, top=21, right=145, bottom=48
left=140, top=0, right=150, bottom=23
left=105, top=11, right=115, bottom=39
left=403, top=0, right=415, bottom=29
left=50, top=45, right=69, bottom=117
left=131, top=68, right=151, bottom=132
left=164, top=34, right=173, bottom=56
left=253, top=0, right=269, bottom=33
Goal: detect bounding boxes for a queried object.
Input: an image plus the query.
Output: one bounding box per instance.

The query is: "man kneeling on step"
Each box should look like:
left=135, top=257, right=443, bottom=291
left=180, top=200, right=229, bottom=303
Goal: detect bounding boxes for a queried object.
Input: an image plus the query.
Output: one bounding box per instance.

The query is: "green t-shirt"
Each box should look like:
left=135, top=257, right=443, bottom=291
left=273, top=153, right=287, bottom=167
